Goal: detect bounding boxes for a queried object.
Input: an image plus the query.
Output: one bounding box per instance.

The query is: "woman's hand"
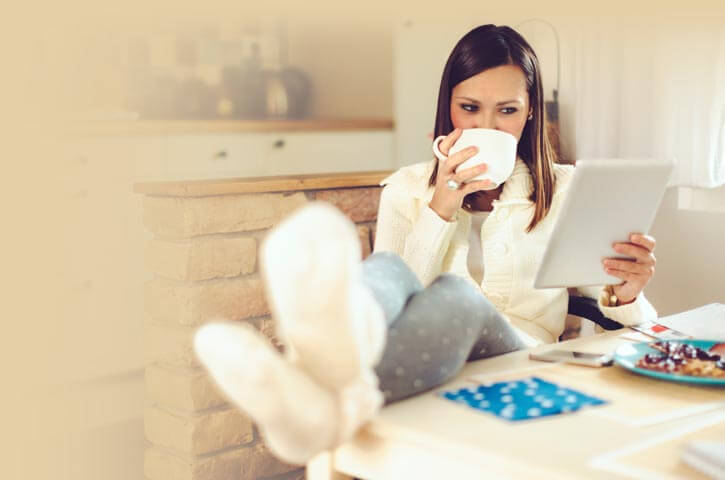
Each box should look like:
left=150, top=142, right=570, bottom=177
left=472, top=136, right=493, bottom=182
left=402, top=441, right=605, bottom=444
left=602, top=233, right=657, bottom=305
left=428, top=128, right=493, bottom=221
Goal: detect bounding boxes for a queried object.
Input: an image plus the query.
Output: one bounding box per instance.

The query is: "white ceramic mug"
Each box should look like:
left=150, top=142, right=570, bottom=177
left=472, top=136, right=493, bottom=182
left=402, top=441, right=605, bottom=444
left=432, top=128, right=517, bottom=190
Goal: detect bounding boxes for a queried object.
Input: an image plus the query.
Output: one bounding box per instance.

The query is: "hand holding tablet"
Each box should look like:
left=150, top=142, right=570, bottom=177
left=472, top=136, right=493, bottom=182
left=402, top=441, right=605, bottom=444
left=604, top=233, right=658, bottom=304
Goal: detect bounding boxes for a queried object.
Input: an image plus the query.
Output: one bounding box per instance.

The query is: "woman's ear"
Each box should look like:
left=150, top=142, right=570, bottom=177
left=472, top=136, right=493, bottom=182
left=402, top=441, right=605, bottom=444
left=527, top=109, right=533, bottom=120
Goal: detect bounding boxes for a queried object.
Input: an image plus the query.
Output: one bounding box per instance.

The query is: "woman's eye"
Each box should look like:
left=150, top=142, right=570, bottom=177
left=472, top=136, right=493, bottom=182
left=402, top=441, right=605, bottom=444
left=461, top=104, right=478, bottom=112
left=500, top=107, right=518, bottom=114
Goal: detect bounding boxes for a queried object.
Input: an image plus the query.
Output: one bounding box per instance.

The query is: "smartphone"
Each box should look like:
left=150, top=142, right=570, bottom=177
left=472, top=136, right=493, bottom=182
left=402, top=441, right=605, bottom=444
left=529, top=349, right=613, bottom=367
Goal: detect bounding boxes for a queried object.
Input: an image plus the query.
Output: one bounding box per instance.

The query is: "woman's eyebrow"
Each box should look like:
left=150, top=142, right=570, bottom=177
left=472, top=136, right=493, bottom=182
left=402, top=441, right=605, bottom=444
left=454, top=96, right=523, bottom=106
left=454, top=96, right=481, bottom=104
left=495, top=99, right=524, bottom=106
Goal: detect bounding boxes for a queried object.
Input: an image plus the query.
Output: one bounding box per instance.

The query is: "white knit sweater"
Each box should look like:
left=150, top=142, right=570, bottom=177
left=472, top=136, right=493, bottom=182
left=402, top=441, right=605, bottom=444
left=374, top=158, right=657, bottom=345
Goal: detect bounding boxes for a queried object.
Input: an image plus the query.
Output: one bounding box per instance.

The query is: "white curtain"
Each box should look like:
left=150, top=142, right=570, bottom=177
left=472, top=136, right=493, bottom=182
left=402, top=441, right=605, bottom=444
left=570, top=18, right=725, bottom=188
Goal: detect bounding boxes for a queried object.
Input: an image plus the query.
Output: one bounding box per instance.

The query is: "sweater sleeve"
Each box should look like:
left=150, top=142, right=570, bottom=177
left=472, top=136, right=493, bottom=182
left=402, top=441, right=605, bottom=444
left=374, top=184, right=459, bottom=286
left=575, top=285, right=658, bottom=326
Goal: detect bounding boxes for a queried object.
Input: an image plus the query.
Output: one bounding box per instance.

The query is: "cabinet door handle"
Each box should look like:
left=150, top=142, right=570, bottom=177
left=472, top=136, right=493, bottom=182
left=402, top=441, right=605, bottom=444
left=212, top=150, right=228, bottom=160
left=72, top=189, right=89, bottom=199
left=273, top=139, right=285, bottom=148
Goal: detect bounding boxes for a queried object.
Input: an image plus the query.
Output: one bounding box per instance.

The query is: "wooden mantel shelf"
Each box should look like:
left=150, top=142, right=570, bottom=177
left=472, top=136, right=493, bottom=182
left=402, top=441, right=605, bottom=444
left=134, top=170, right=394, bottom=197
left=68, top=118, right=394, bottom=136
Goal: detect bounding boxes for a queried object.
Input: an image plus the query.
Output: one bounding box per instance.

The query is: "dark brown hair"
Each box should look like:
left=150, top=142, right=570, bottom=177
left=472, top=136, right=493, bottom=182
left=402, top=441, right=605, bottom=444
left=429, top=24, right=557, bottom=232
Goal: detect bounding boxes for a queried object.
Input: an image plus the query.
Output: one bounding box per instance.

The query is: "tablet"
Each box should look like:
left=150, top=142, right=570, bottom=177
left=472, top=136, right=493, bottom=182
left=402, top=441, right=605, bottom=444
left=533, top=159, right=673, bottom=288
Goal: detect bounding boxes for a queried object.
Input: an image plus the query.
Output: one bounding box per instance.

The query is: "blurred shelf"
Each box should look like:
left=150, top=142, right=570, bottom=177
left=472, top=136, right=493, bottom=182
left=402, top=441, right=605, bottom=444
left=134, top=170, right=392, bottom=197
left=66, top=118, right=394, bottom=136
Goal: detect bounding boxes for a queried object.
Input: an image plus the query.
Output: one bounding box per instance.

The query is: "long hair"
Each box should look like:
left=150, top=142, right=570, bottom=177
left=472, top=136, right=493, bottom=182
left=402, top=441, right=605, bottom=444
left=429, top=24, right=557, bottom=232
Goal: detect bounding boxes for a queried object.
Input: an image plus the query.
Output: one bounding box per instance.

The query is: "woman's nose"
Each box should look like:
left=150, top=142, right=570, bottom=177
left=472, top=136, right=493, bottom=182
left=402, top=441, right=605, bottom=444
left=473, top=112, right=496, bottom=130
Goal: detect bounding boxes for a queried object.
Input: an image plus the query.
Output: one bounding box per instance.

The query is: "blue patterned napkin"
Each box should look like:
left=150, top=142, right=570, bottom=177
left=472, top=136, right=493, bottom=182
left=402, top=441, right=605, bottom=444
left=438, top=376, right=607, bottom=421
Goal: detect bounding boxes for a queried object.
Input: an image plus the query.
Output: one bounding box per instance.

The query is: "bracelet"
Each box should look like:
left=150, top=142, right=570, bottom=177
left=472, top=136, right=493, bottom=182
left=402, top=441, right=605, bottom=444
left=604, top=285, right=619, bottom=307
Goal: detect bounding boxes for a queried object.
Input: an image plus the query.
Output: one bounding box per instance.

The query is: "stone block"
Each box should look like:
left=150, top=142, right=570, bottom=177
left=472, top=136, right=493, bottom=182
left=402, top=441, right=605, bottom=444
left=370, top=223, right=377, bottom=251
left=144, top=442, right=298, bottom=480
left=145, top=323, right=198, bottom=368
left=357, top=225, right=371, bottom=259
left=145, top=276, right=268, bottom=326
left=143, top=192, right=307, bottom=238
left=146, top=236, right=256, bottom=281
left=145, top=405, right=253, bottom=456
left=248, top=316, right=284, bottom=353
left=145, top=364, right=227, bottom=412
left=240, top=441, right=299, bottom=479
left=314, top=187, right=381, bottom=223
left=145, top=445, right=245, bottom=480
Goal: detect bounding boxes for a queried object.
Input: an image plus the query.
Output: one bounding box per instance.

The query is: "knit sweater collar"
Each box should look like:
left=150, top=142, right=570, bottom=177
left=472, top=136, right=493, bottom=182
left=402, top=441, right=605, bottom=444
left=381, top=157, right=534, bottom=205
left=498, top=157, right=534, bottom=204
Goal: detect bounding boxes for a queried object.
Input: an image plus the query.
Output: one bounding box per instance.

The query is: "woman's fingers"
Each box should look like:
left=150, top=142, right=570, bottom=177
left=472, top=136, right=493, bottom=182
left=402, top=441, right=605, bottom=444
left=605, top=268, right=640, bottom=282
left=612, top=242, right=656, bottom=266
left=441, top=146, right=479, bottom=176
left=455, top=163, right=488, bottom=183
left=630, top=233, right=656, bottom=251
left=606, top=234, right=658, bottom=303
left=437, top=128, right=463, bottom=157
left=462, top=179, right=492, bottom=194
left=606, top=269, right=647, bottom=286
left=603, top=258, right=654, bottom=276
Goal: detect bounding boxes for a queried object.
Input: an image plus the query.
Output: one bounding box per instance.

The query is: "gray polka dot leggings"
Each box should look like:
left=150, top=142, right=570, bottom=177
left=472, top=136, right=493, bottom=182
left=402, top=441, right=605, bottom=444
left=361, top=252, right=527, bottom=404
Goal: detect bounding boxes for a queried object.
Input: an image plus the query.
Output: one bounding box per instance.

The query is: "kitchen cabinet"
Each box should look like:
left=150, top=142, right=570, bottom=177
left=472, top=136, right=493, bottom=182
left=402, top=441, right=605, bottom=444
left=165, top=130, right=394, bottom=180
left=60, top=136, right=164, bottom=383
left=67, top=122, right=394, bottom=181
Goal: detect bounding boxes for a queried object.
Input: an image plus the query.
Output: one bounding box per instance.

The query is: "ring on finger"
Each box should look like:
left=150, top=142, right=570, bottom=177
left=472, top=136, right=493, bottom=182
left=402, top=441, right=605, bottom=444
left=446, top=178, right=461, bottom=191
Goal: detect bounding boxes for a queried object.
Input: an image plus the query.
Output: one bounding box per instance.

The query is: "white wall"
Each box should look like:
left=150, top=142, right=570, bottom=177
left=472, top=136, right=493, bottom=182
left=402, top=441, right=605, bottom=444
left=646, top=189, right=725, bottom=316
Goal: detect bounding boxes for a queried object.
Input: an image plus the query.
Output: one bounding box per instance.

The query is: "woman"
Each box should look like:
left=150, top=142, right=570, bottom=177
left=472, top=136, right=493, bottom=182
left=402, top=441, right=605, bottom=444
left=194, top=25, right=658, bottom=465
left=375, top=24, right=657, bottom=346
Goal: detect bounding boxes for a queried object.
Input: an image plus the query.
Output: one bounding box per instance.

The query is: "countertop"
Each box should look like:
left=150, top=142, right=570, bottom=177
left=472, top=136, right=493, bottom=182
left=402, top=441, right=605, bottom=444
left=67, top=118, right=394, bottom=136
left=133, top=170, right=393, bottom=197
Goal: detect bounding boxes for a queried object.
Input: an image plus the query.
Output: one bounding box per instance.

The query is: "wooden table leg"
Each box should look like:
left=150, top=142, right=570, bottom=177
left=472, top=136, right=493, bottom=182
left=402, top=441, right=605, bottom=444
left=306, top=451, right=353, bottom=480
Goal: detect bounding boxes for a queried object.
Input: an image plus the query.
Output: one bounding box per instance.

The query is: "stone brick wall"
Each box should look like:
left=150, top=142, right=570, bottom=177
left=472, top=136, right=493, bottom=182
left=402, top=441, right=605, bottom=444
left=142, top=185, right=381, bottom=480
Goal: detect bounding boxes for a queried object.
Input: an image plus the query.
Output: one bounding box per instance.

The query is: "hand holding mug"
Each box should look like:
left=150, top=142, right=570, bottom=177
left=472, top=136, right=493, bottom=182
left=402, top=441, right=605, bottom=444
left=429, top=128, right=493, bottom=221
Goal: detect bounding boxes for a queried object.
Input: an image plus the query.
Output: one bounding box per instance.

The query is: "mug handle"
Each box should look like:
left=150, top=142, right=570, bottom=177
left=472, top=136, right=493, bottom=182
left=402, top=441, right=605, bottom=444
left=431, top=135, right=448, bottom=162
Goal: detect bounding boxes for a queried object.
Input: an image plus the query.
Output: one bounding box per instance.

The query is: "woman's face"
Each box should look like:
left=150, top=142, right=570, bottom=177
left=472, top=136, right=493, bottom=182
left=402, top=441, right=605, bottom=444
left=450, top=64, right=531, bottom=142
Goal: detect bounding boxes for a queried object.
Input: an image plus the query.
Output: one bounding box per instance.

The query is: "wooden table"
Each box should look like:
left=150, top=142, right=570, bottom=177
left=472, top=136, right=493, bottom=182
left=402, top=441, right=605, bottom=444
left=307, top=330, right=725, bottom=480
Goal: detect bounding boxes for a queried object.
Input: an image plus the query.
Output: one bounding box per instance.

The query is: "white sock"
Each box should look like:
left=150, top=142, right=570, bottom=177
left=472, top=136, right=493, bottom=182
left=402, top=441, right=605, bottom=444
left=194, top=322, right=340, bottom=464
left=195, top=203, right=388, bottom=463
left=260, top=202, right=387, bottom=391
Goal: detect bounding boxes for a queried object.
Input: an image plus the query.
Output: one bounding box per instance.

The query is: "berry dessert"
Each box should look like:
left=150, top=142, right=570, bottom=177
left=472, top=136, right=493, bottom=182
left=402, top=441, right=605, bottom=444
left=636, top=341, right=725, bottom=378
